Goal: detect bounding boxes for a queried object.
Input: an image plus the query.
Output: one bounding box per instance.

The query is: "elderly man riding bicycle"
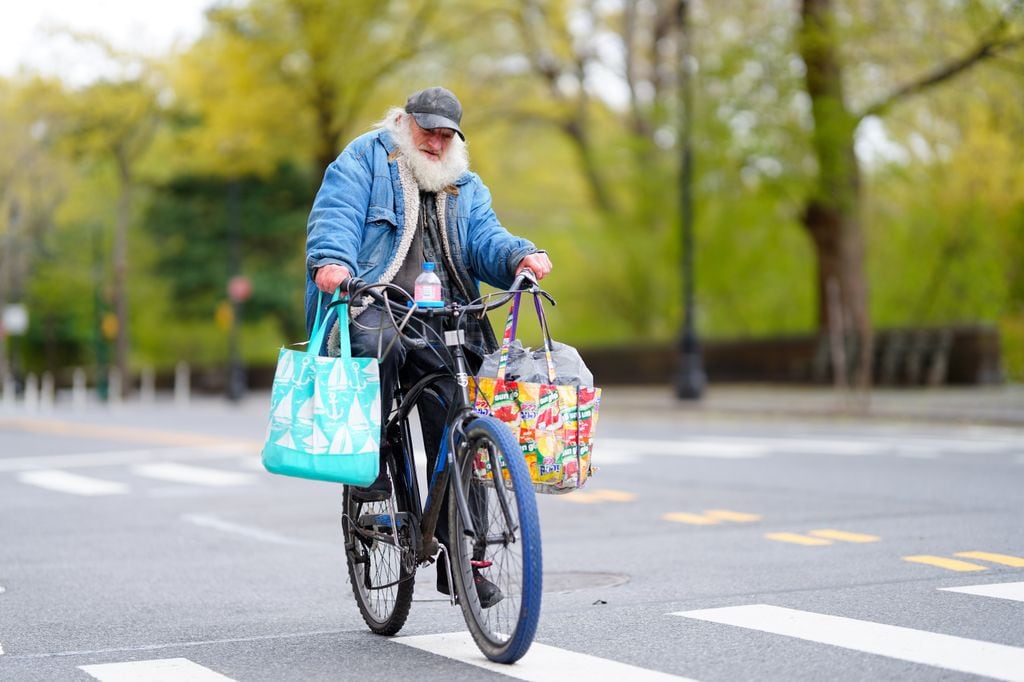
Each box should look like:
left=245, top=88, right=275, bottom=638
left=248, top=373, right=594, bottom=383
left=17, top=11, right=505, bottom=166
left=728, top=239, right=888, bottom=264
left=305, top=86, right=552, bottom=603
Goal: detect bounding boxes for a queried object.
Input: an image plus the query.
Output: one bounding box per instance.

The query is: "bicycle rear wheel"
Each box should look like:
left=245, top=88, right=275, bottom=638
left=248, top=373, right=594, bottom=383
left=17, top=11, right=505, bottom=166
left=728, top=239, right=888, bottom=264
left=342, top=453, right=415, bottom=635
left=449, top=416, right=542, bottom=663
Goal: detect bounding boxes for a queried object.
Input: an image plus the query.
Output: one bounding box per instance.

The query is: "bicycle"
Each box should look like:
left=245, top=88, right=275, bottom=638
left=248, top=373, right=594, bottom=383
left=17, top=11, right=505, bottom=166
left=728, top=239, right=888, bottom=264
left=336, top=271, right=544, bottom=663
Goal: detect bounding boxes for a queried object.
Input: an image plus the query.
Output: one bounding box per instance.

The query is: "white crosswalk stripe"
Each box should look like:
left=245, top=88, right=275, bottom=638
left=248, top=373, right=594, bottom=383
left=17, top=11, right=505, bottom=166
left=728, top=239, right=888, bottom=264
left=16, top=470, right=129, bottom=496
left=672, top=604, right=1024, bottom=682
left=18, top=585, right=1024, bottom=680
left=394, top=631, right=695, bottom=681
left=940, top=580, right=1024, bottom=603
left=132, top=462, right=255, bottom=487
left=597, top=433, right=1022, bottom=464
left=11, top=460, right=260, bottom=496
left=79, top=657, right=235, bottom=681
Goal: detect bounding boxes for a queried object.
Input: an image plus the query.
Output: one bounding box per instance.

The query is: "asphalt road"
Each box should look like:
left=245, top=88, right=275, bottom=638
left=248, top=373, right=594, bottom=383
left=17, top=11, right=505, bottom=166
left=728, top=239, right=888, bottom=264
left=1, top=392, right=1022, bottom=681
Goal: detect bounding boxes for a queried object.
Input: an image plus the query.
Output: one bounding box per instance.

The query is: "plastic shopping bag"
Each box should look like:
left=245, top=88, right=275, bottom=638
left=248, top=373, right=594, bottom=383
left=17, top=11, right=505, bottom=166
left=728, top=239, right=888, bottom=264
left=472, top=292, right=601, bottom=494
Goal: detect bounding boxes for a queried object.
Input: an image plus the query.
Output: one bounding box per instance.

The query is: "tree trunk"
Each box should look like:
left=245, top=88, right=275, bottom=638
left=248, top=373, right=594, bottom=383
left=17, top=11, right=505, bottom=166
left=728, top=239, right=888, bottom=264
left=313, top=79, right=338, bottom=180
left=799, top=0, right=873, bottom=390
left=113, top=151, right=132, bottom=397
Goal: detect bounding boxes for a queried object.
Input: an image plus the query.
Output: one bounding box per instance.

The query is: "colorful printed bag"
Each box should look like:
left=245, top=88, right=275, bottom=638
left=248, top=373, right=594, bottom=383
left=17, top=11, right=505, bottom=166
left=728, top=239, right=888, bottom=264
left=261, top=292, right=381, bottom=486
left=471, top=292, right=601, bottom=494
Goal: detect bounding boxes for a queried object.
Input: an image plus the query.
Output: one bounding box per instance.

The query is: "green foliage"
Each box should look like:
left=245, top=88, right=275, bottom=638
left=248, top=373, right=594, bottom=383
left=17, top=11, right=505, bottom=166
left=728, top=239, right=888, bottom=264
left=142, top=166, right=311, bottom=340
left=4, top=0, right=1024, bottom=383
left=22, top=160, right=131, bottom=373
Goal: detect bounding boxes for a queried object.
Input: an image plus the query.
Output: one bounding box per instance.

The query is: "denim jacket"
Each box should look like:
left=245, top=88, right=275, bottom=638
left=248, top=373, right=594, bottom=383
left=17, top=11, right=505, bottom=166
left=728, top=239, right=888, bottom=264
left=305, top=128, right=537, bottom=335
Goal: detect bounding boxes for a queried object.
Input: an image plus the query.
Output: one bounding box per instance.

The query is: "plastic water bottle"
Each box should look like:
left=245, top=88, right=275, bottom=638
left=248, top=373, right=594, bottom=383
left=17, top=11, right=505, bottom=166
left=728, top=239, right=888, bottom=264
left=414, top=262, right=443, bottom=307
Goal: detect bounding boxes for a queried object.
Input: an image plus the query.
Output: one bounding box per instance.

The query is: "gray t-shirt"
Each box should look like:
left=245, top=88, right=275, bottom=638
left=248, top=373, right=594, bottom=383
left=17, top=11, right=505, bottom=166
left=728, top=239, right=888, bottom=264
left=393, top=191, right=462, bottom=303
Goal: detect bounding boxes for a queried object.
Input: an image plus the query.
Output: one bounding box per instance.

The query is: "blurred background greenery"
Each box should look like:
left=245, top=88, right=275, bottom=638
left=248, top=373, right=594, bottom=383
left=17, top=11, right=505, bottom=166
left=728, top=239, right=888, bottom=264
left=1, top=0, right=1022, bottom=393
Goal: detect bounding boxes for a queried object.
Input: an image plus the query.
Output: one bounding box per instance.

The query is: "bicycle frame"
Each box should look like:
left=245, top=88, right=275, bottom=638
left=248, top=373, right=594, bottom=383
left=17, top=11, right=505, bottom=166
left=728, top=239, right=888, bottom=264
left=342, top=274, right=537, bottom=577
left=341, top=273, right=545, bottom=661
left=376, top=318, right=522, bottom=579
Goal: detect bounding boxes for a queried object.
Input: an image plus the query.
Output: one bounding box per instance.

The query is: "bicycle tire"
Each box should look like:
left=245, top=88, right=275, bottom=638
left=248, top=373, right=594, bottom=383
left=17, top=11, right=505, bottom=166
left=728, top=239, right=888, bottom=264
left=448, top=415, right=542, bottom=663
left=342, top=453, right=415, bottom=635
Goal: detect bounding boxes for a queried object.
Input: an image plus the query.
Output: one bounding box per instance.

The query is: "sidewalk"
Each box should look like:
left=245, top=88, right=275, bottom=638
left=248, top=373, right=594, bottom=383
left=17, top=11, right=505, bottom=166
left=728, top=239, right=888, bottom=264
left=598, top=383, right=1024, bottom=427
left=2, top=383, right=1021, bottom=431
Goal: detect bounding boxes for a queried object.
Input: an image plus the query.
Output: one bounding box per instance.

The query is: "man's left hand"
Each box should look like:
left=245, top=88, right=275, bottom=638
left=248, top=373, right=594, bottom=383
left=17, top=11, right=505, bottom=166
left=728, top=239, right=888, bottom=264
left=516, top=252, right=553, bottom=281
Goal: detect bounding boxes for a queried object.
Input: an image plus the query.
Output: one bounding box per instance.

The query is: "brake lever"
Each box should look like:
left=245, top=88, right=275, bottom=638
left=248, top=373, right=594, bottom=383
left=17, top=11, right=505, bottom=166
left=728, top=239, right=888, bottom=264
left=344, top=277, right=366, bottom=300
left=518, top=267, right=539, bottom=288
left=516, top=269, right=556, bottom=306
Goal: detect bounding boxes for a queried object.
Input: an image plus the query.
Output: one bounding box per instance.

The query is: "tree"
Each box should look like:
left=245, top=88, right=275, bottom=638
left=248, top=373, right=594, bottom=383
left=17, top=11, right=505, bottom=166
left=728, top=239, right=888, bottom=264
left=0, top=77, right=72, bottom=378
left=797, top=0, right=1024, bottom=388
left=142, top=167, right=311, bottom=342
left=174, top=0, right=443, bottom=180
left=59, top=78, right=160, bottom=391
left=466, top=0, right=686, bottom=337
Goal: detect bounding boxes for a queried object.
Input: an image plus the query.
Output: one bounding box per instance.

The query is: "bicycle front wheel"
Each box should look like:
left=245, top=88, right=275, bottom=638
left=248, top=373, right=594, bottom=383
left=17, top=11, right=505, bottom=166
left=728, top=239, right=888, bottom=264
left=342, top=453, right=415, bottom=635
left=449, top=416, right=542, bottom=663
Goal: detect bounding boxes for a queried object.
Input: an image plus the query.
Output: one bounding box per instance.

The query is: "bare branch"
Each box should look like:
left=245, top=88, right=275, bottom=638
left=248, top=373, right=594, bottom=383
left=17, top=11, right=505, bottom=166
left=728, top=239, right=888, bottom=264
left=510, top=0, right=616, bottom=215
left=859, top=1, right=1024, bottom=120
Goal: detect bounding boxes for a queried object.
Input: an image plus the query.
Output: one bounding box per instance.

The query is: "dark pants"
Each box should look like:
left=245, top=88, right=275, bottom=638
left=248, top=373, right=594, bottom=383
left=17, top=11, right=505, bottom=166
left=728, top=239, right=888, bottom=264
left=349, top=308, right=457, bottom=548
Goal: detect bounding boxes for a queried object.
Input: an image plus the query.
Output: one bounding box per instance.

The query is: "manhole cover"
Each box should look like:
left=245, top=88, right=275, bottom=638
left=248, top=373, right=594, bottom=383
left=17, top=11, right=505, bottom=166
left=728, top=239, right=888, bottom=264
left=543, top=571, right=629, bottom=594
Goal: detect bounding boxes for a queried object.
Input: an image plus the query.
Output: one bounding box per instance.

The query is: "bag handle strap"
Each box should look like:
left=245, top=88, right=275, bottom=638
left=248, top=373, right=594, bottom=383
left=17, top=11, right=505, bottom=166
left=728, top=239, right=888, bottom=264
left=531, top=294, right=557, bottom=383
left=496, top=291, right=556, bottom=383
left=309, top=290, right=350, bottom=358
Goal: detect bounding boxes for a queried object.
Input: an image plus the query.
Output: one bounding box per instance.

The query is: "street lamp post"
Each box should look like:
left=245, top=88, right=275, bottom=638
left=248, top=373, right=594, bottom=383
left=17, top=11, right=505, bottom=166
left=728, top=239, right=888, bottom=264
left=675, top=0, right=706, bottom=401
left=225, top=180, right=247, bottom=403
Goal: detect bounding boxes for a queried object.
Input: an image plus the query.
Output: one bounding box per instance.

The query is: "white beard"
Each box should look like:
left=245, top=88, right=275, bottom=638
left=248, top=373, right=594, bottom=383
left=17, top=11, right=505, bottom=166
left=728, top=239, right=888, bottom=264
left=384, top=112, right=469, bottom=192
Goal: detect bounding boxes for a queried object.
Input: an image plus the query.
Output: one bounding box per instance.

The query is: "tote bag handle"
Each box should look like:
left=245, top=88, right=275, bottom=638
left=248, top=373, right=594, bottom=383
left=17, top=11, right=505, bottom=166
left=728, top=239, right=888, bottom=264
left=496, top=292, right=557, bottom=383
left=309, top=290, right=353, bottom=359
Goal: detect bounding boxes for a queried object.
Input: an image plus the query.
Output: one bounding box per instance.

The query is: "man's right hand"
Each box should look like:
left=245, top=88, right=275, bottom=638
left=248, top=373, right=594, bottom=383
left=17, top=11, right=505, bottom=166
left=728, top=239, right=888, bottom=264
left=314, top=264, right=351, bottom=293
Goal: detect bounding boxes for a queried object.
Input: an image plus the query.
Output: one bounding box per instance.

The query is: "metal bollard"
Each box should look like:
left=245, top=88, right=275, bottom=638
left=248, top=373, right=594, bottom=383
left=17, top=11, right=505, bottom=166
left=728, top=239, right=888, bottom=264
left=24, top=373, right=39, bottom=412
left=40, top=372, right=55, bottom=411
left=108, top=368, right=122, bottom=407
left=140, top=366, right=156, bottom=404
left=72, top=368, right=87, bottom=410
left=174, top=361, right=190, bottom=408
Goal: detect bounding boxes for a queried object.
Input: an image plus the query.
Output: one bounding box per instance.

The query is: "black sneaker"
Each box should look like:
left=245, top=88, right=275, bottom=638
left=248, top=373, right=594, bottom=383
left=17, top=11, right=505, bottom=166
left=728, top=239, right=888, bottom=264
left=437, top=564, right=504, bottom=609
left=473, top=570, right=504, bottom=609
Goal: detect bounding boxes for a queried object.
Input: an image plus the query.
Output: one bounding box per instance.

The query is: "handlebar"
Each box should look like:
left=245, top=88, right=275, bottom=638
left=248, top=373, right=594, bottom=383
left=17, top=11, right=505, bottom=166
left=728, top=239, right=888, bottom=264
left=324, top=268, right=553, bottom=356
left=337, top=268, right=551, bottom=319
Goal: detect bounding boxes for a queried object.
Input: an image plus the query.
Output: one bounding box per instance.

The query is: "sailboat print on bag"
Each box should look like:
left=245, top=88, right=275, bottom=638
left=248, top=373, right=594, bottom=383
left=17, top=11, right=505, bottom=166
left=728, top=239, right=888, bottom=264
left=277, top=350, right=296, bottom=383
left=327, top=358, right=349, bottom=390
left=329, top=424, right=354, bottom=454
left=270, top=390, right=293, bottom=431
left=275, top=429, right=297, bottom=450
left=310, top=422, right=331, bottom=454
left=348, top=395, right=368, bottom=432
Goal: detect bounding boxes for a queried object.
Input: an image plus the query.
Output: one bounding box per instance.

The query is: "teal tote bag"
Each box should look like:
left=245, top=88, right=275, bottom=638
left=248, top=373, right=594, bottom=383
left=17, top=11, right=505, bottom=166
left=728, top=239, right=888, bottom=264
left=261, top=292, right=381, bottom=486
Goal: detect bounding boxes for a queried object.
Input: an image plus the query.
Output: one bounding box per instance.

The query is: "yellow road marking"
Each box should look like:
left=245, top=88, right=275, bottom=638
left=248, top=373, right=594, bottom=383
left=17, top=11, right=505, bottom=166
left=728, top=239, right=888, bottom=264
left=561, top=489, right=636, bottom=504
left=903, top=555, right=988, bottom=572
left=808, top=529, right=880, bottom=543
left=765, top=532, right=833, bottom=546
left=0, top=417, right=254, bottom=448
left=955, top=551, right=1024, bottom=567
left=663, top=512, right=721, bottom=525
left=705, top=509, right=762, bottom=523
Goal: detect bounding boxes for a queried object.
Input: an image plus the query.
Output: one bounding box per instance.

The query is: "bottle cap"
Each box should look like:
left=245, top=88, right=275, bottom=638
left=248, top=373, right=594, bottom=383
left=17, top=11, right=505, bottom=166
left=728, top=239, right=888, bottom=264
left=423, top=262, right=436, bottom=271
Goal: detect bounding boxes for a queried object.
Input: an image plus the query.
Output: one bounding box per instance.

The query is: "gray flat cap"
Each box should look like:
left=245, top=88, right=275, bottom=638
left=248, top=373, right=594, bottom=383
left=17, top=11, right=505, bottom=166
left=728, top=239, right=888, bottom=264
left=404, top=86, right=464, bottom=140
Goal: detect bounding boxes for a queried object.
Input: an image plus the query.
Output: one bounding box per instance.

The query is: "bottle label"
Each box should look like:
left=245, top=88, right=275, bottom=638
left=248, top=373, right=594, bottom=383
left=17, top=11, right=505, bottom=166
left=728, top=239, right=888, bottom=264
left=415, top=283, right=441, bottom=302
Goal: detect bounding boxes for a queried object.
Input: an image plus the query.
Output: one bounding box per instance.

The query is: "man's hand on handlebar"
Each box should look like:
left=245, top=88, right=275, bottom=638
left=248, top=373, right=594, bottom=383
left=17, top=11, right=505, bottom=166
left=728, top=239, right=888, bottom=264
left=314, top=264, right=351, bottom=294
left=516, top=252, right=552, bottom=281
